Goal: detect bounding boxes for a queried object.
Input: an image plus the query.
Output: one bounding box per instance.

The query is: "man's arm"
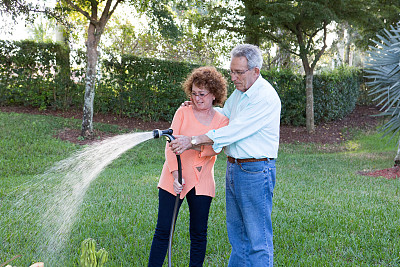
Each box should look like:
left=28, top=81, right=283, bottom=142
left=170, top=134, right=213, bottom=154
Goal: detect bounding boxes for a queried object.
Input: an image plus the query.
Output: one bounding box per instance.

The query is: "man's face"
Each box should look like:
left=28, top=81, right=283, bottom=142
left=230, top=56, right=259, bottom=92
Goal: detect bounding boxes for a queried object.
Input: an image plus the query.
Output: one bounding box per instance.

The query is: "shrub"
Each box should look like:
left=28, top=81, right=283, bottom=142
left=262, top=68, right=306, bottom=126
left=262, top=66, right=361, bottom=126
left=313, top=66, right=361, bottom=123
left=0, top=41, right=363, bottom=126
left=0, top=40, right=81, bottom=110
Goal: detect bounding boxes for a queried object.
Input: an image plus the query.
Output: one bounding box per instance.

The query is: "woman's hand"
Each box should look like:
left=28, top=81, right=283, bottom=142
left=173, top=177, right=185, bottom=194
left=172, top=171, right=185, bottom=194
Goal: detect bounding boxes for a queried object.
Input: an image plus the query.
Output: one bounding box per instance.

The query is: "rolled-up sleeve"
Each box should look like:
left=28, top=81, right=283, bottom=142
left=208, top=96, right=267, bottom=149
left=201, top=115, right=229, bottom=155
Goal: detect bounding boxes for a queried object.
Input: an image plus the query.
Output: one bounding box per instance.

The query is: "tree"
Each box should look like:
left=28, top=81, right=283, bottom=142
left=100, top=5, right=230, bottom=67
left=1, top=0, right=180, bottom=137
left=62, top=0, right=121, bottom=137
left=201, top=0, right=399, bottom=133
left=59, top=0, right=181, bottom=137
left=365, top=24, right=400, bottom=166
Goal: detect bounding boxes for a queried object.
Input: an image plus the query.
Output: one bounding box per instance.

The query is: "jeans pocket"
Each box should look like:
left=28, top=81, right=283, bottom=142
left=238, top=162, right=265, bottom=174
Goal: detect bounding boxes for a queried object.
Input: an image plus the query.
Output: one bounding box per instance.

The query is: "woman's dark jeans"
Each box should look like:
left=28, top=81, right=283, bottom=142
left=148, top=188, right=212, bottom=267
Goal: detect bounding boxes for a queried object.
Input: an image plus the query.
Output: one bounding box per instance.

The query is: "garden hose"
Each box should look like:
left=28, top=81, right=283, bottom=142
left=153, top=129, right=182, bottom=267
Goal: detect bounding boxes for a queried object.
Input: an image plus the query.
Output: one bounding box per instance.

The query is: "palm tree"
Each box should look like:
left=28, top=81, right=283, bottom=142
left=365, top=23, right=400, bottom=165
left=28, top=17, right=54, bottom=43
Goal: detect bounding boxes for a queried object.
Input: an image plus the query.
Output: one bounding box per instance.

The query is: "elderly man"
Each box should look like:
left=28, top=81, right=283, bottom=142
left=170, top=44, right=281, bottom=266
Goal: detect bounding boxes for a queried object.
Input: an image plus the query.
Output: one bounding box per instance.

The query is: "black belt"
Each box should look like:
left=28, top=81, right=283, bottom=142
left=227, top=156, right=274, bottom=164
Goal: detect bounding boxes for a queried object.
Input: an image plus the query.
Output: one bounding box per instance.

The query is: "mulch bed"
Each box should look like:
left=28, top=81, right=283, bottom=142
left=358, top=166, right=400, bottom=180
left=1, top=104, right=398, bottom=179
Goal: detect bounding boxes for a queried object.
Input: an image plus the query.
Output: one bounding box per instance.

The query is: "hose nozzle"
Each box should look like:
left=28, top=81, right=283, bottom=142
left=153, top=129, right=175, bottom=142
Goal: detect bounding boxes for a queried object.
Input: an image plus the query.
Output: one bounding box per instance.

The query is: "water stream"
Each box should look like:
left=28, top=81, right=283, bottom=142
left=4, top=131, right=155, bottom=265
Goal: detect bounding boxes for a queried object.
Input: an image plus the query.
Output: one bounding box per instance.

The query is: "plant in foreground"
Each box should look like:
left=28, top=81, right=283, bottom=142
left=80, top=238, right=108, bottom=267
left=365, top=23, right=400, bottom=165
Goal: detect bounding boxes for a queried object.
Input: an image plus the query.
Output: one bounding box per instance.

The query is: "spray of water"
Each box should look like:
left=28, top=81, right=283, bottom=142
left=9, top=131, right=154, bottom=264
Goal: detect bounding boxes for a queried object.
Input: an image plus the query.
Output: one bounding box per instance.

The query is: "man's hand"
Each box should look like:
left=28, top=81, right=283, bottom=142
left=170, top=135, right=192, bottom=154
left=181, top=101, right=192, bottom=107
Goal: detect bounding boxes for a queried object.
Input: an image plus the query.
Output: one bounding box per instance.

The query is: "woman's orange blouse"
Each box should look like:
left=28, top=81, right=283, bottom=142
left=158, top=105, right=229, bottom=199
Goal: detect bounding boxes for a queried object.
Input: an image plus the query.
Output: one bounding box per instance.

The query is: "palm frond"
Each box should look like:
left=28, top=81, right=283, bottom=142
left=365, top=23, right=400, bottom=139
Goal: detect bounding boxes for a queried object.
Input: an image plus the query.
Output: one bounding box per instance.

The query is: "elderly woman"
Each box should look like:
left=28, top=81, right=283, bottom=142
left=148, top=66, right=229, bottom=266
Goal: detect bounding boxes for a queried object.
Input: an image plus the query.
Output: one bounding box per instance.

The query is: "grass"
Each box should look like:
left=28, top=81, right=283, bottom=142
left=1, top=111, right=400, bottom=266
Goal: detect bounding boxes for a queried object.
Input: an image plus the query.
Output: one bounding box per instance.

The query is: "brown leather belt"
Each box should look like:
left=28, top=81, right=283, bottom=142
left=227, top=156, right=274, bottom=164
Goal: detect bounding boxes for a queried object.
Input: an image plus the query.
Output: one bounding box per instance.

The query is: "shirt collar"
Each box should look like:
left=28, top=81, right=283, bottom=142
left=243, top=75, right=262, bottom=97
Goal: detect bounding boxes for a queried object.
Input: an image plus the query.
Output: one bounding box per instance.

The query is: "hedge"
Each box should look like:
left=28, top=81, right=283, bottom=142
left=313, top=66, right=362, bottom=123
left=95, top=55, right=236, bottom=121
left=262, top=66, right=362, bottom=126
left=0, top=41, right=364, bottom=126
left=0, top=40, right=81, bottom=110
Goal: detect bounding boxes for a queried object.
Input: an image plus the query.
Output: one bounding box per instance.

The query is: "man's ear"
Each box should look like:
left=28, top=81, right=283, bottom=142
left=254, top=67, right=261, bottom=76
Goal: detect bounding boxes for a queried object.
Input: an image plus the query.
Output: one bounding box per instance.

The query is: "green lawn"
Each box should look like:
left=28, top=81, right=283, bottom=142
left=1, top=111, right=399, bottom=266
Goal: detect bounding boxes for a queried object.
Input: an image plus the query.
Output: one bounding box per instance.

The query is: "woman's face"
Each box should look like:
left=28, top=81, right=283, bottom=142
left=191, top=84, right=215, bottom=111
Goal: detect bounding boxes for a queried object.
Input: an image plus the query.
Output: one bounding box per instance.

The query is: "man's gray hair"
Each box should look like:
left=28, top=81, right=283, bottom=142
left=231, top=44, right=263, bottom=70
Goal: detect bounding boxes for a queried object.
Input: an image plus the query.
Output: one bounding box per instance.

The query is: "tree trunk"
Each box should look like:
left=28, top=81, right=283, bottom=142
left=62, top=0, right=119, bottom=137
left=300, top=60, right=316, bottom=133
left=344, top=38, right=351, bottom=65
left=305, top=71, right=315, bottom=133
left=81, top=23, right=99, bottom=137
left=344, top=22, right=351, bottom=65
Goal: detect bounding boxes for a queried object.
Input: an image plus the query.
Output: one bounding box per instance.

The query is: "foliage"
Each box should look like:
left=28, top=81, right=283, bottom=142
left=80, top=238, right=108, bottom=267
left=0, top=0, right=49, bottom=22
left=365, top=24, right=400, bottom=137
left=0, top=39, right=362, bottom=125
left=200, top=0, right=399, bottom=56
left=263, top=68, right=306, bottom=126
left=313, top=66, right=362, bottom=123
left=356, top=73, right=376, bottom=106
left=99, top=2, right=232, bottom=67
left=97, top=55, right=208, bottom=121
left=98, top=56, right=360, bottom=125
left=263, top=66, right=362, bottom=126
left=346, top=0, right=400, bottom=50
left=0, top=40, right=80, bottom=110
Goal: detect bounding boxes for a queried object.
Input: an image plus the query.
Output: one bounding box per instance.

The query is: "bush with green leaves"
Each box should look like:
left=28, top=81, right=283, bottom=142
left=313, top=66, right=362, bottom=123
left=262, top=66, right=362, bottom=126
left=0, top=41, right=362, bottom=125
left=263, top=68, right=306, bottom=126
left=0, top=40, right=81, bottom=110
left=96, top=55, right=199, bottom=121
left=96, top=55, right=236, bottom=121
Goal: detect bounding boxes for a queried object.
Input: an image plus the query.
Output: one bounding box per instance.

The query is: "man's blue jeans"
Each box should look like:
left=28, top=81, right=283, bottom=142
left=225, top=159, right=276, bottom=267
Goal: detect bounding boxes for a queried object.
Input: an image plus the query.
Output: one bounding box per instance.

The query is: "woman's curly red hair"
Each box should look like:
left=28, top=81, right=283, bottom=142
left=182, top=66, right=227, bottom=106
